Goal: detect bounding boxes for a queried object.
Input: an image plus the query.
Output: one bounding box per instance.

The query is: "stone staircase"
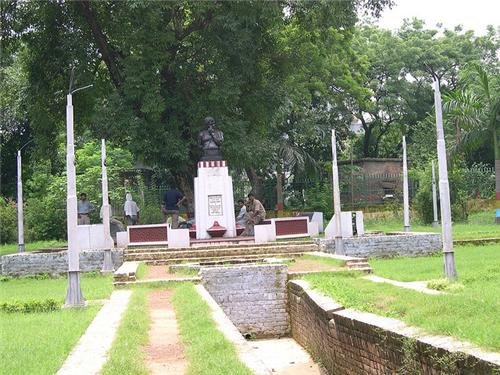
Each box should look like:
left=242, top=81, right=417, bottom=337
left=124, top=240, right=318, bottom=265
left=345, top=258, right=372, bottom=272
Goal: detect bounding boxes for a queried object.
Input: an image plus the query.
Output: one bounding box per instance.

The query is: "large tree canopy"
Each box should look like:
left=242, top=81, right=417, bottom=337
left=1, top=0, right=391, bottom=196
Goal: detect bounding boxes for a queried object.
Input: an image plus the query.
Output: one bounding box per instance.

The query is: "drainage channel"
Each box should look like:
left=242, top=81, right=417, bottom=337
left=196, top=263, right=325, bottom=374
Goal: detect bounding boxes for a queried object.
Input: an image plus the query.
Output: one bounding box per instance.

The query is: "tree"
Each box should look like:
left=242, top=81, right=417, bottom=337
left=3, top=0, right=391, bottom=200
left=443, top=63, right=500, bottom=222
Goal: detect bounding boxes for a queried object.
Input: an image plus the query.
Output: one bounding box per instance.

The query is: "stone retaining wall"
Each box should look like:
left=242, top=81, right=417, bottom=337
left=288, top=280, right=500, bottom=374
left=317, top=232, right=442, bottom=257
left=200, top=264, right=289, bottom=338
left=1, top=250, right=123, bottom=276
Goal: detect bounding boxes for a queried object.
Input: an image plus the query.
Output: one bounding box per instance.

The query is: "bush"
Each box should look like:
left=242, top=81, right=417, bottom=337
left=0, top=197, right=18, bottom=244
left=0, top=299, right=59, bottom=313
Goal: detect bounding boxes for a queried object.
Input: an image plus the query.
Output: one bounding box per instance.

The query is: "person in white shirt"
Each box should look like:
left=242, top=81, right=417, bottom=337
left=235, top=199, right=247, bottom=225
left=123, top=193, right=140, bottom=225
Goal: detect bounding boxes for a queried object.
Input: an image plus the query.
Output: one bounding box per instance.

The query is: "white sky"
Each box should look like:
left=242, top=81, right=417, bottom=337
left=371, top=0, right=499, bottom=35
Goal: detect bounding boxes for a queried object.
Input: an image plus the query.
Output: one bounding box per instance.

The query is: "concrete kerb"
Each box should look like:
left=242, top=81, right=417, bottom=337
left=195, top=284, right=272, bottom=375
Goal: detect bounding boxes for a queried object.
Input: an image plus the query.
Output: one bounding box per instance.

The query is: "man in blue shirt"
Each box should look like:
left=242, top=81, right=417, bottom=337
left=162, top=188, right=185, bottom=229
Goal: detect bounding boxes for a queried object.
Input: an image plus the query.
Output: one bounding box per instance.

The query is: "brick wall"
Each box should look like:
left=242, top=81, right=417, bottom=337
left=200, top=264, right=289, bottom=338
left=1, top=250, right=123, bottom=276
left=288, top=280, right=500, bottom=374
left=317, top=232, right=442, bottom=257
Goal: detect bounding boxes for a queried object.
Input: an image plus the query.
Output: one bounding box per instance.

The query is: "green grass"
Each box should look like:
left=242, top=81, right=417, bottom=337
left=172, top=283, right=253, bottom=375
left=0, top=240, right=66, bottom=256
left=0, top=273, right=113, bottom=303
left=135, top=262, right=148, bottom=280
left=0, top=273, right=112, bottom=375
left=299, top=254, right=346, bottom=267
left=303, top=244, right=500, bottom=351
left=101, top=288, right=150, bottom=375
left=1, top=306, right=101, bottom=375
left=364, top=211, right=499, bottom=240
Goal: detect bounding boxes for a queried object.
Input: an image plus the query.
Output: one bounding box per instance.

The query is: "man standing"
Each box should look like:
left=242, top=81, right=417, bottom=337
left=243, top=193, right=266, bottom=236
left=77, top=193, right=93, bottom=225
left=162, top=187, right=186, bottom=229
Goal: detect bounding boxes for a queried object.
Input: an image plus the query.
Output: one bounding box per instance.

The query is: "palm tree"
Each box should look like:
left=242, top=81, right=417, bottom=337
left=443, top=63, right=500, bottom=223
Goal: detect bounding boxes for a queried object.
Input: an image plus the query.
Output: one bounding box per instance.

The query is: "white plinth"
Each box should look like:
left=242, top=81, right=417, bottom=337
left=194, top=160, right=236, bottom=239
left=325, top=211, right=364, bottom=239
left=167, top=226, right=190, bottom=248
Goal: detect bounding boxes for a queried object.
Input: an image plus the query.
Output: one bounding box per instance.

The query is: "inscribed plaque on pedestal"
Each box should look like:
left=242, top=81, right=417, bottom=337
left=208, top=195, right=223, bottom=216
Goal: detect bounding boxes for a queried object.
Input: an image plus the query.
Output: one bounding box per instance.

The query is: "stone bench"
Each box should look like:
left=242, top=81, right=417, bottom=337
left=113, top=261, right=139, bottom=282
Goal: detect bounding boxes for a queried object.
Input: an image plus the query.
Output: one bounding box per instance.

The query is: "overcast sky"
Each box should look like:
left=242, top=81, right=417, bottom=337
left=371, top=0, right=499, bottom=35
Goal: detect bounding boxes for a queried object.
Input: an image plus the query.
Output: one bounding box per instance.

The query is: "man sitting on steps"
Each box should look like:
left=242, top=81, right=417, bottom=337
left=242, top=193, right=266, bottom=236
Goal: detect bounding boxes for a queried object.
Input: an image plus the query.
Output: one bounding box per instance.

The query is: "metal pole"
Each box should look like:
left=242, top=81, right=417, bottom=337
left=433, top=78, right=457, bottom=279
left=101, top=139, right=114, bottom=272
left=65, top=93, right=85, bottom=307
left=402, top=136, right=410, bottom=232
left=331, top=129, right=344, bottom=255
left=17, top=150, right=25, bottom=253
left=431, top=160, right=439, bottom=228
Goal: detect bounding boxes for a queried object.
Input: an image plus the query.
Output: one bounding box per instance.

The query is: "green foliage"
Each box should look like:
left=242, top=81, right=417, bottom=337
left=0, top=197, right=17, bottom=244
left=0, top=299, right=59, bottom=313
left=427, top=279, right=464, bottom=293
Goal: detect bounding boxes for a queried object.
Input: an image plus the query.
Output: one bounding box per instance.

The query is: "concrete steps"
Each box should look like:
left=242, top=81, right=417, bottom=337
left=124, top=242, right=317, bottom=263
left=345, top=258, right=371, bottom=272
left=143, top=252, right=307, bottom=266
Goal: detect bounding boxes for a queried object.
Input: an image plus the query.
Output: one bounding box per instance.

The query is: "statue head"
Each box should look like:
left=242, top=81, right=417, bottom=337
left=204, top=116, right=215, bottom=129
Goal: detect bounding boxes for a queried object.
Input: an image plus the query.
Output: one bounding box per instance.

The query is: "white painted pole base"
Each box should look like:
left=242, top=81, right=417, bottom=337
left=335, top=237, right=344, bottom=255
left=443, top=252, right=457, bottom=279
left=101, top=249, right=114, bottom=273
left=18, top=244, right=25, bottom=253
left=403, top=226, right=411, bottom=232
left=432, top=221, right=439, bottom=228
left=65, top=271, right=85, bottom=308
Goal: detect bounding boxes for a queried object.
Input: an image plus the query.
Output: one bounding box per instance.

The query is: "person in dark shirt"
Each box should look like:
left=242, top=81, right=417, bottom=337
left=162, top=188, right=185, bottom=229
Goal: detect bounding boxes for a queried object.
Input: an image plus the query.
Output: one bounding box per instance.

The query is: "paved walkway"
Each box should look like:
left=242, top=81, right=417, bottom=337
left=57, top=290, right=132, bottom=375
left=249, top=338, right=323, bottom=375
left=363, top=275, right=444, bottom=295
left=145, top=290, right=187, bottom=375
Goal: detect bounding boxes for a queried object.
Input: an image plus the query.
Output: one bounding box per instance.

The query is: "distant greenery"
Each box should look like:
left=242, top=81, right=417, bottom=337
left=172, top=283, right=253, bottom=375
left=364, top=210, right=499, bottom=240
left=304, top=244, right=500, bottom=350
left=0, top=240, right=66, bottom=256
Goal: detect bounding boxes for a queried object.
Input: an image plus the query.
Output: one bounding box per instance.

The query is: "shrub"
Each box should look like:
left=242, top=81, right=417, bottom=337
left=0, top=299, right=59, bottom=313
left=0, top=197, right=18, bottom=244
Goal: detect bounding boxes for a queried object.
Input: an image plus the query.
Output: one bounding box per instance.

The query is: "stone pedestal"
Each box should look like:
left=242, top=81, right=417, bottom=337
left=194, top=160, right=236, bottom=239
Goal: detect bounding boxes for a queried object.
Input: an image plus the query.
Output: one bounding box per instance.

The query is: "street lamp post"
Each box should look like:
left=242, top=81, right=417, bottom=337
left=16, top=140, right=33, bottom=253
left=101, top=139, right=114, bottom=272
left=432, top=78, right=457, bottom=279
left=331, top=129, right=344, bottom=255
left=64, top=69, right=92, bottom=307
left=431, top=160, right=439, bottom=228
left=402, top=136, right=410, bottom=232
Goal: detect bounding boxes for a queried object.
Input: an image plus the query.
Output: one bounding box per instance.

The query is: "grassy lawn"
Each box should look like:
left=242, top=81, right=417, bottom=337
left=101, top=288, right=150, bottom=375
left=303, top=244, right=500, bottom=351
left=1, top=273, right=113, bottom=303
left=364, top=211, right=499, bottom=240
left=102, top=283, right=252, bottom=375
left=0, top=240, right=67, bottom=256
left=0, top=273, right=112, bottom=375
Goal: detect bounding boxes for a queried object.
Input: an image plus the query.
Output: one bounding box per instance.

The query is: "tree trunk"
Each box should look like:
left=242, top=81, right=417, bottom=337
left=245, top=167, right=264, bottom=200
left=276, top=165, right=284, bottom=212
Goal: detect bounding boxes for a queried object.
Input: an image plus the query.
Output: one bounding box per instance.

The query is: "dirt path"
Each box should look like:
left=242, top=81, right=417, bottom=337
left=145, top=265, right=197, bottom=281
left=144, top=290, right=187, bottom=375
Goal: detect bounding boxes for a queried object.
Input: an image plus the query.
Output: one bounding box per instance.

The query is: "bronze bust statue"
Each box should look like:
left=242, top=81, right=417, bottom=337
left=198, top=116, right=224, bottom=161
